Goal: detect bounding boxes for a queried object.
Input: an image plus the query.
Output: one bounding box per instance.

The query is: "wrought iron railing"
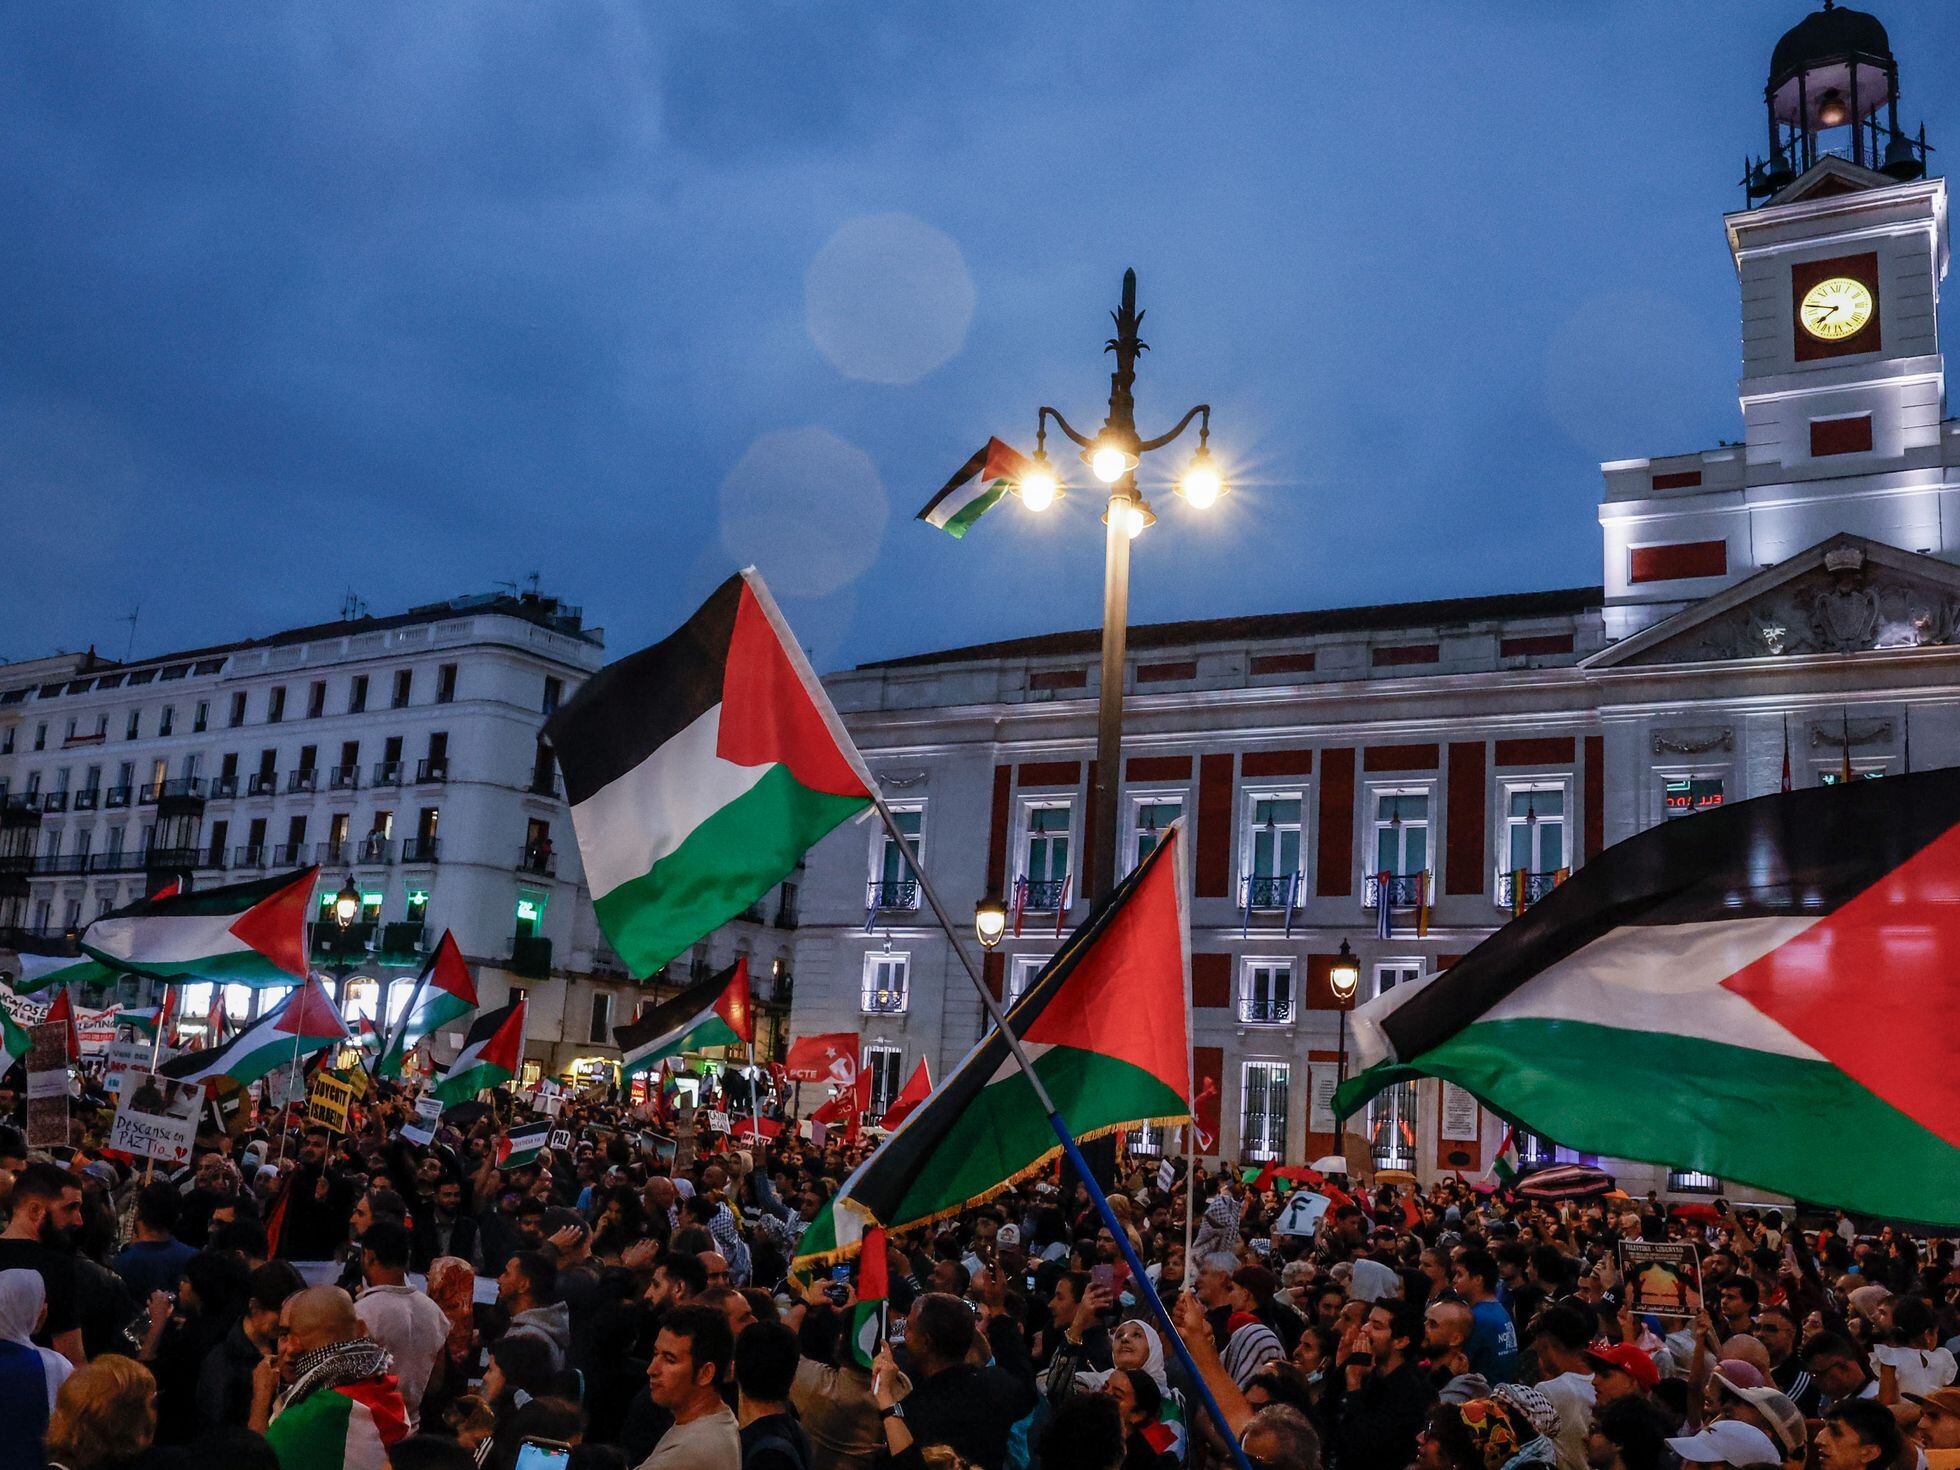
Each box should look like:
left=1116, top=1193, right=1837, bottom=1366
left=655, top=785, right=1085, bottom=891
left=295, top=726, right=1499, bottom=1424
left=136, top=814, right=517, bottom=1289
left=1239, top=996, right=1293, bottom=1025
left=328, top=765, right=361, bottom=791
left=866, top=878, right=919, bottom=911
left=401, top=837, right=441, bottom=864
left=1495, top=869, right=1566, bottom=911
left=1018, top=877, right=1069, bottom=911
left=861, top=985, right=908, bottom=1015
left=1362, top=872, right=1428, bottom=909
left=1241, top=873, right=1299, bottom=909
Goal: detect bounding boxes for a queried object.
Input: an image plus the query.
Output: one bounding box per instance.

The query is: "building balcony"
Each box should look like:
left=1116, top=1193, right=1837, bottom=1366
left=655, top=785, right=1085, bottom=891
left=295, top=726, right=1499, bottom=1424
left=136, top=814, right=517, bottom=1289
left=328, top=765, right=360, bottom=791
left=40, top=791, right=69, bottom=813
left=1495, top=868, right=1567, bottom=912
left=401, top=837, right=441, bottom=864
left=269, top=843, right=306, bottom=866
left=1240, top=873, right=1301, bottom=912
left=2, top=794, right=43, bottom=816
left=0, top=853, right=35, bottom=876
left=209, top=776, right=239, bottom=799
left=372, top=761, right=404, bottom=787
left=1362, top=872, right=1431, bottom=910
left=71, top=789, right=100, bottom=812
left=234, top=844, right=267, bottom=868
left=415, top=760, right=447, bottom=784
left=90, top=849, right=146, bottom=873
left=517, top=845, right=556, bottom=876
left=145, top=846, right=201, bottom=873
left=508, top=933, right=552, bottom=978
left=316, top=841, right=350, bottom=867
left=311, top=921, right=375, bottom=960
left=288, top=769, right=320, bottom=794
left=32, top=852, right=87, bottom=875
left=1015, top=876, right=1070, bottom=913
left=355, top=835, right=394, bottom=865
left=866, top=878, right=919, bottom=913
left=137, top=783, right=161, bottom=806
left=0, top=925, right=76, bottom=950
left=201, top=846, right=228, bottom=871
left=860, top=987, right=908, bottom=1016
left=246, top=774, right=278, bottom=797
left=379, top=921, right=428, bottom=959
left=104, top=786, right=132, bottom=809
left=1239, top=997, right=1295, bottom=1025
left=774, top=887, right=799, bottom=929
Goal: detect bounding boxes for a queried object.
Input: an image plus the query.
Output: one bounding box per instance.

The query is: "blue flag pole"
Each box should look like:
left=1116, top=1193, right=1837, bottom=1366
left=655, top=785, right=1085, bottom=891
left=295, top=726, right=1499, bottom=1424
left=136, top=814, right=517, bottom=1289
left=872, top=799, right=1254, bottom=1470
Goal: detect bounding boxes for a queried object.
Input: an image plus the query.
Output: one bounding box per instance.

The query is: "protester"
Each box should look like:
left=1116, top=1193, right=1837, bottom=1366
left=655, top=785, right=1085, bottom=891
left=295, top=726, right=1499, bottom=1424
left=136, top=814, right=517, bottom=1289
left=257, top=1286, right=409, bottom=1470
left=44, top=1354, right=169, bottom=1470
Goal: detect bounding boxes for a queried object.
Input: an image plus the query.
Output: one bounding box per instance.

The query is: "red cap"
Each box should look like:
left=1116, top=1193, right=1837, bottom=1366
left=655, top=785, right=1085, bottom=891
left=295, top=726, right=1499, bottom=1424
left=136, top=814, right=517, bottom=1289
left=1584, top=1343, right=1660, bottom=1390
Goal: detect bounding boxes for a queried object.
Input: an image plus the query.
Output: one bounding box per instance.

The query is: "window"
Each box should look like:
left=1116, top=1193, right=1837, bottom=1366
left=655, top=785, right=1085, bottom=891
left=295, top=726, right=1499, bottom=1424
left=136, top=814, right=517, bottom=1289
left=1242, top=792, right=1305, bottom=908
left=1241, top=960, right=1293, bottom=1024
left=308, top=681, right=326, bottom=719
left=869, top=806, right=922, bottom=909
left=33, top=723, right=46, bottom=751
left=1374, top=961, right=1423, bottom=1000
left=1125, top=1123, right=1167, bottom=1158
left=1017, top=802, right=1072, bottom=909
left=406, top=889, right=428, bottom=921
left=1009, top=954, right=1049, bottom=1005
left=1240, top=1061, right=1290, bottom=1162
left=543, top=676, right=563, bottom=714
left=1372, top=791, right=1429, bottom=875
left=159, top=706, right=174, bottom=737
left=349, top=676, right=369, bottom=714
left=1499, top=784, right=1569, bottom=909
left=24, top=771, right=39, bottom=795
left=193, top=701, right=208, bottom=733
left=864, top=1045, right=904, bottom=1113
left=417, top=806, right=440, bottom=841
left=531, top=740, right=556, bottom=795
left=148, top=757, right=167, bottom=792
left=1131, top=795, right=1183, bottom=870
left=126, top=711, right=140, bottom=740
left=229, top=691, right=247, bottom=728
left=1516, top=1131, right=1557, bottom=1169
left=64, top=717, right=77, bottom=741
left=1662, top=776, right=1724, bottom=817
left=267, top=687, right=286, bottom=724
left=1368, top=1080, right=1419, bottom=1170
left=392, top=669, right=412, bottom=708
left=436, top=664, right=457, bottom=704
left=589, top=992, right=613, bottom=1045
left=1668, top=1168, right=1720, bottom=1193
left=0, top=728, right=11, bottom=755
left=862, top=951, right=909, bottom=1014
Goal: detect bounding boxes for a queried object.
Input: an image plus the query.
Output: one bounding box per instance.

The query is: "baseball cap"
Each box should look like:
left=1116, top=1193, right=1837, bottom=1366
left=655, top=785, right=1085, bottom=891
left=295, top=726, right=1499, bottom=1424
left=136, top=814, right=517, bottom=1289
left=1715, top=1358, right=1768, bottom=1390
left=996, top=1224, right=1022, bottom=1246
left=1583, top=1343, right=1661, bottom=1390
left=1666, top=1421, right=1782, bottom=1467
left=1713, top=1375, right=1806, bottom=1458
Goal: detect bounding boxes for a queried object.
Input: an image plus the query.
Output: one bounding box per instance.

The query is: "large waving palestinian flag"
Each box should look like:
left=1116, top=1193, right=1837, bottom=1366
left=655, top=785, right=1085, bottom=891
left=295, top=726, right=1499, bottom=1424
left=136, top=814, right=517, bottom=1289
left=377, top=931, right=477, bottom=1079
left=84, top=868, right=315, bottom=985
left=544, top=570, right=875, bottom=978
left=795, top=823, right=1192, bottom=1267
left=160, top=975, right=349, bottom=1088
left=916, top=438, right=1031, bottom=538
left=5, top=934, right=119, bottom=996
left=612, top=957, right=753, bottom=1079
left=1336, top=769, right=1960, bottom=1224
left=430, top=998, right=527, bottom=1103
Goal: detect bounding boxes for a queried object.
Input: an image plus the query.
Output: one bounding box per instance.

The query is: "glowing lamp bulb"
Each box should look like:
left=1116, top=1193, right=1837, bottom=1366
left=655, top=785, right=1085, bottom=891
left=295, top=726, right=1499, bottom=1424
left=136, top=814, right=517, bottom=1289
left=1180, top=460, right=1223, bottom=510
left=1091, top=446, right=1130, bottom=484
left=1817, top=90, right=1848, bottom=128
left=1018, top=467, right=1058, bottom=512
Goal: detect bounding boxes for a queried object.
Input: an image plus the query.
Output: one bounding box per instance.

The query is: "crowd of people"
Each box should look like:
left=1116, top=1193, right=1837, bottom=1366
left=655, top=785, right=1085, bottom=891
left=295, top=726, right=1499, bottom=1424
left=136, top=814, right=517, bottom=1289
left=2, top=1078, right=1959, bottom=1470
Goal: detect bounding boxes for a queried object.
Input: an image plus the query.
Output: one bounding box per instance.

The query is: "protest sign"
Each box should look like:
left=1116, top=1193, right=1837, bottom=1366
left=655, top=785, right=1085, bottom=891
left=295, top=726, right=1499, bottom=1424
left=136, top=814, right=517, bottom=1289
left=400, top=1122, right=436, bottom=1146
left=549, top=1128, right=572, bottom=1150
left=305, top=1072, right=357, bottom=1133
left=105, top=1038, right=173, bottom=1098
left=412, top=1094, right=444, bottom=1125
left=1619, top=1240, right=1702, bottom=1320
left=75, top=1005, right=119, bottom=1057
left=107, top=1071, right=204, bottom=1165
left=708, top=1110, right=732, bottom=1134
left=0, top=984, right=47, bottom=1028
left=1274, top=1190, right=1333, bottom=1237
left=26, top=1021, right=70, bottom=1148
left=1156, top=1159, right=1176, bottom=1193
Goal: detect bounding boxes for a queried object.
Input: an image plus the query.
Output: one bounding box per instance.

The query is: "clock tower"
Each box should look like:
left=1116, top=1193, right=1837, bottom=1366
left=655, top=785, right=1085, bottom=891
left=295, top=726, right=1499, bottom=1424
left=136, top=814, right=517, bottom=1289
left=1598, top=2, right=1950, bottom=640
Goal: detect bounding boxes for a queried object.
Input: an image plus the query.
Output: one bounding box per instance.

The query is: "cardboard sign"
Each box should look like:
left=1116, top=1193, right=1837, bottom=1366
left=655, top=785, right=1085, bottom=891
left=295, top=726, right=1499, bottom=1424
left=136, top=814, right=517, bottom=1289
left=413, top=1093, right=445, bottom=1124
left=0, top=984, right=48, bottom=1028
left=1619, top=1240, right=1703, bottom=1320
left=305, top=1072, right=358, bottom=1133
left=107, top=1071, right=204, bottom=1165
left=1156, top=1160, right=1177, bottom=1193
left=1273, top=1190, right=1333, bottom=1237
left=104, top=1039, right=174, bottom=1097
left=708, top=1110, right=732, bottom=1134
left=25, top=1021, right=71, bottom=1147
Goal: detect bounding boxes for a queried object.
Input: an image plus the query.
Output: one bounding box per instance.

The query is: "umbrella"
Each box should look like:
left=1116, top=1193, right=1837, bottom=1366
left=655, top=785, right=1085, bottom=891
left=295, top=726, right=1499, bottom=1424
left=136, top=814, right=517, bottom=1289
left=1375, top=1168, right=1419, bottom=1187
left=1670, top=1201, right=1724, bottom=1224
left=1514, top=1163, right=1616, bottom=1200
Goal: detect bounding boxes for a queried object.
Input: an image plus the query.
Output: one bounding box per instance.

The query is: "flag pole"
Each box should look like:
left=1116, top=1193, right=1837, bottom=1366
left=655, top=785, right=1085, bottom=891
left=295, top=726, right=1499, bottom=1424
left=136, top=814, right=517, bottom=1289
left=870, top=798, right=1252, bottom=1470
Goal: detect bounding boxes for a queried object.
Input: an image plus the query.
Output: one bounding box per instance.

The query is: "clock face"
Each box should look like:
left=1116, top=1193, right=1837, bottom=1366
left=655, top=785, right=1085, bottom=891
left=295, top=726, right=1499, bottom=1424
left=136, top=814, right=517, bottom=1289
left=1799, top=276, right=1875, bottom=342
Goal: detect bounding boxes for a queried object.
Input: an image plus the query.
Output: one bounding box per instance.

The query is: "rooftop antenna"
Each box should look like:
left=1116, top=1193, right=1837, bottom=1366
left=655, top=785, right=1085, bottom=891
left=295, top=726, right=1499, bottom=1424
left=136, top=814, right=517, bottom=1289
left=339, top=589, right=369, bottom=621
left=121, top=604, right=140, bottom=662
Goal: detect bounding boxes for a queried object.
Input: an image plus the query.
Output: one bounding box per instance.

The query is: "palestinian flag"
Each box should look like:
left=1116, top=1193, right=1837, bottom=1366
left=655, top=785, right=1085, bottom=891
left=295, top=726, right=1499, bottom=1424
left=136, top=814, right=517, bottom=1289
left=264, top=1375, right=408, bottom=1470
left=917, top=437, right=1032, bottom=538
left=1486, top=1128, right=1520, bottom=1187
left=120, top=989, right=180, bottom=1043
left=84, top=868, right=314, bottom=985
left=611, top=957, right=753, bottom=1079
left=544, top=569, right=874, bottom=978
left=430, top=998, right=527, bottom=1103
left=850, top=1226, right=889, bottom=1368
left=1335, top=769, right=1960, bottom=1224
left=497, top=1122, right=552, bottom=1170
left=878, top=1058, right=932, bottom=1130
left=795, top=823, right=1192, bottom=1267
left=159, top=976, right=349, bottom=1088
left=5, top=935, right=116, bottom=996
left=2, top=1007, right=29, bottom=1072
left=377, top=931, right=477, bottom=1078
left=45, top=988, right=79, bottom=1062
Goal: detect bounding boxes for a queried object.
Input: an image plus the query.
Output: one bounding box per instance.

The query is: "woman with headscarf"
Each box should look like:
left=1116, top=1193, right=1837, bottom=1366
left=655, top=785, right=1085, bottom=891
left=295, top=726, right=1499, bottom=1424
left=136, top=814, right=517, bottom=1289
left=0, top=1268, right=75, bottom=1470
left=1077, top=1318, right=1189, bottom=1460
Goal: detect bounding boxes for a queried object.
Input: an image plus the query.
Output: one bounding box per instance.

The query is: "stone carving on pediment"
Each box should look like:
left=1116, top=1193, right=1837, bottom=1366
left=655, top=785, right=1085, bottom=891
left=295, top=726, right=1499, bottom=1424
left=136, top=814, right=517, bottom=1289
left=1630, top=558, right=1960, bottom=664
left=1651, top=728, right=1733, bottom=756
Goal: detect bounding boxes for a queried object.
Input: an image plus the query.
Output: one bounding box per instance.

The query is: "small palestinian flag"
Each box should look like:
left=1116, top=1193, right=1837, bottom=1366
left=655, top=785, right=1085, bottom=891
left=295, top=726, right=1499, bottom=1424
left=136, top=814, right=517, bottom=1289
left=878, top=1058, right=932, bottom=1130
left=263, top=1373, right=407, bottom=1470
left=544, top=570, right=874, bottom=977
left=916, top=437, right=1032, bottom=539
left=45, top=987, right=79, bottom=1062
left=6, top=934, right=116, bottom=996
left=2, top=1007, right=29, bottom=1072
left=1336, top=768, right=1960, bottom=1224
left=160, top=976, right=349, bottom=1088
left=497, top=1122, right=553, bottom=1170
left=849, top=1226, right=889, bottom=1368
left=796, top=823, right=1193, bottom=1268
left=377, top=931, right=477, bottom=1078
left=611, top=958, right=753, bottom=1079
left=1486, top=1127, right=1520, bottom=1187
left=84, top=868, right=314, bottom=986
left=120, top=988, right=180, bottom=1043
left=430, top=997, right=527, bottom=1103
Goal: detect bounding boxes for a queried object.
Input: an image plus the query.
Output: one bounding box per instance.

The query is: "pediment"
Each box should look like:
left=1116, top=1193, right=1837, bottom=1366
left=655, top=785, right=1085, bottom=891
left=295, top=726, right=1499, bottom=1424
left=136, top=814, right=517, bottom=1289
left=1586, top=534, right=1960, bottom=669
left=1768, top=155, right=1892, bottom=208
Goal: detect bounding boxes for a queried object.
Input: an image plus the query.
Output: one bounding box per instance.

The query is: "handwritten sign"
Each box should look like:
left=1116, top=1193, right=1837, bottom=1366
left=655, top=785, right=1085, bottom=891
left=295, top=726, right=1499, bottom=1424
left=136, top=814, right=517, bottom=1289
left=708, top=1110, right=732, bottom=1134
left=107, top=1071, right=203, bottom=1165
left=305, top=1072, right=357, bottom=1133
left=0, top=984, right=47, bottom=1028
left=25, top=1021, right=70, bottom=1147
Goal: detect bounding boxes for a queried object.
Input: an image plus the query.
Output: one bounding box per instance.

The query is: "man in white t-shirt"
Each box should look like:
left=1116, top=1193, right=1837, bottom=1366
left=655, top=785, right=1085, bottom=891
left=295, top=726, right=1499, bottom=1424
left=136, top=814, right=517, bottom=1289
left=353, top=1223, right=451, bottom=1428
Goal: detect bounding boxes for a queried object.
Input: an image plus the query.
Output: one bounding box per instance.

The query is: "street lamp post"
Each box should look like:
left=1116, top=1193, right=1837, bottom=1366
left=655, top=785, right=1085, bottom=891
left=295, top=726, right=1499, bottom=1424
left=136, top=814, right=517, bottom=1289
left=1004, top=269, right=1224, bottom=901
left=1328, top=940, right=1360, bottom=1149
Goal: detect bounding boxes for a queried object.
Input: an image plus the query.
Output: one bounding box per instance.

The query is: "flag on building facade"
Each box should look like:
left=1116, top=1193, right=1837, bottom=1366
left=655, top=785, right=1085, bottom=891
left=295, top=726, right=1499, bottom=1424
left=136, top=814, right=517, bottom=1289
left=850, top=1226, right=889, bottom=1368
left=785, top=1032, right=859, bottom=1087
left=916, top=438, right=1032, bottom=539
left=878, top=1058, right=932, bottom=1130
left=496, top=1122, right=552, bottom=1170
left=376, top=931, right=477, bottom=1079
left=160, top=976, right=349, bottom=1088
left=611, top=958, right=753, bottom=1079
left=794, top=824, right=1193, bottom=1267
left=84, top=868, right=315, bottom=986
left=430, top=998, right=527, bottom=1103
left=544, top=569, right=875, bottom=978
left=1334, top=768, right=1960, bottom=1224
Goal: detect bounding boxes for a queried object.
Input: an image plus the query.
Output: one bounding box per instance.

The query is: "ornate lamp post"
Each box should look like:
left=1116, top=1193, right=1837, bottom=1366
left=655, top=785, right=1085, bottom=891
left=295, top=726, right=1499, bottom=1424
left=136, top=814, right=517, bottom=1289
left=1328, top=940, right=1360, bottom=1145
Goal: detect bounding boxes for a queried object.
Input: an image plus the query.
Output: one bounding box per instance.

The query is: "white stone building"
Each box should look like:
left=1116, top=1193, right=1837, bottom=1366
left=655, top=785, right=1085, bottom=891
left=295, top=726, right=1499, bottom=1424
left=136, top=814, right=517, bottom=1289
left=781, top=3, right=1957, bottom=1199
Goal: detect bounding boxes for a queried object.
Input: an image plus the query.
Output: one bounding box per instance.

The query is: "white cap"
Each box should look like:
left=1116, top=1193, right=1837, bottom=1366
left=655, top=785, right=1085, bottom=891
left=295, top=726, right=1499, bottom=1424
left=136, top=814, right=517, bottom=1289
left=996, top=1224, right=1021, bottom=1246
left=1666, top=1421, right=1782, bottom=1467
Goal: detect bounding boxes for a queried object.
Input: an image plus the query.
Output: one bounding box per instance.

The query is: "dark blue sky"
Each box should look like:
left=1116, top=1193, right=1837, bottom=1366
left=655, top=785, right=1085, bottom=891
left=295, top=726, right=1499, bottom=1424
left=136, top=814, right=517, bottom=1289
left=6, top=3, right=1957, bottom=674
